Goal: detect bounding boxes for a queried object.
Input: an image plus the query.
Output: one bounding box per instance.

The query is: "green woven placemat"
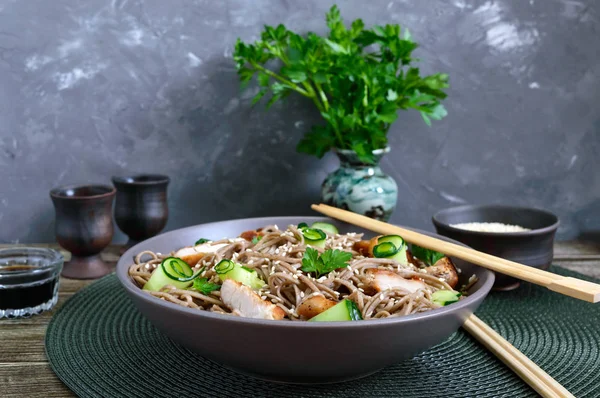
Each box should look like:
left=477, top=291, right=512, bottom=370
left=46, top=266, right=600, bottom=398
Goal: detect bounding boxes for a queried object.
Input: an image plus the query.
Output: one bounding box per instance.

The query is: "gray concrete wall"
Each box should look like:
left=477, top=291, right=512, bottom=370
left=0, top=0, right=598, bottom=243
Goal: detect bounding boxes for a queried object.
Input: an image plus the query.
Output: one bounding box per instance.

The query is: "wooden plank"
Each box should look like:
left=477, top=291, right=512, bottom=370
left=554, top=241, right=600, bottom=258
left=0, top=244, right=123, bottom=263
left=0, top=363, right=74, bottom=397
left=554, top=259, right=600, bottom=279
left=0, top=324, right=50, bottom=362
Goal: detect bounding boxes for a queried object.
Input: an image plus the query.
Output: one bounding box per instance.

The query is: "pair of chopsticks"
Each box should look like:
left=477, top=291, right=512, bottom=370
left=312, top=203, right=586, bottom=398
left=312, top=204, right=600, bottom=303
left=463, top=315, right=574, bottom=398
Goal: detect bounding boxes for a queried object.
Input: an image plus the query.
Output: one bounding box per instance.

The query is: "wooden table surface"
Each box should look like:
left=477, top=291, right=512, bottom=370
left=2, top=242, right=600, bottom=397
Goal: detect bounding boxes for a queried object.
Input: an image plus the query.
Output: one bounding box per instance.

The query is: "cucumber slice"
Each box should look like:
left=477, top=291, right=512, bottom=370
left=311, top=222, right=339, bottom=235
left=215, top=259, right=266, bottom=290
left=297, top=222, right=309, bottom=229
left=432, top=290, right=461, bottom=306
left=143, top=257, right=196, bottom=292
left=309, top=299, right=363, bottom=322
left=373, top=241, right=399, bottom=258
left=301, top=228, right=327, bottom=248
left=377, top=235, right=409, bottom=265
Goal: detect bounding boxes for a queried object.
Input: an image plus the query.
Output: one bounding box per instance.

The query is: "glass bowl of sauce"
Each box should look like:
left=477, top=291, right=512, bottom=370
left=0, top=248, right=63, bottom=318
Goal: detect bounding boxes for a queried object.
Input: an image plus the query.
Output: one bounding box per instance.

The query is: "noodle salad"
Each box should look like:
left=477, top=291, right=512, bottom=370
left=128, top=222, right=468, bottom=321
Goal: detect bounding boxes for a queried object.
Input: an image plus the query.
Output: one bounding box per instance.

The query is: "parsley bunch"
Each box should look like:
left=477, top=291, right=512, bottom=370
left=233, top=5, right=449, bottom=163
left=301, top=247, right=352, bottom=278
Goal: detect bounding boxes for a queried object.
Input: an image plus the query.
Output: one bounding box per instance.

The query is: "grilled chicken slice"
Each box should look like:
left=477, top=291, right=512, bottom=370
left=424, top=257, right=459, bottom=289
left=220, top=280, right=286, bottom=320
left=297, top=295, right=337, bottom=319
left=239, top=229, right=265, bottom=242
left=363, top=269, right=427, bottom=295
left=175, top=242, right=230, bottom=266
left=353, top=239, right=372, bottom=256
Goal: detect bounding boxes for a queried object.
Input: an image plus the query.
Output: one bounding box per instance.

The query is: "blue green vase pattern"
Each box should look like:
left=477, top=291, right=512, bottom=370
left=321, top=147, right=398, bottom=221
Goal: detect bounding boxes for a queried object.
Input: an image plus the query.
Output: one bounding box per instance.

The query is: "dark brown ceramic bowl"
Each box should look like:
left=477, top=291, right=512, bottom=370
left=432, top=205, right=559, bottom=291
left=116, top=216, right=494, bottom=384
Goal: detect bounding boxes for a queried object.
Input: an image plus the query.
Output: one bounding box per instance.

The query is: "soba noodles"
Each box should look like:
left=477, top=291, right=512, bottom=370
left=128, top=224, right=465, bottom=321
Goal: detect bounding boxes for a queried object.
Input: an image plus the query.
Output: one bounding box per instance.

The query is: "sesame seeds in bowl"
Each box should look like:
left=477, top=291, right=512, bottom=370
left=432, top=205, right=559, bottom=291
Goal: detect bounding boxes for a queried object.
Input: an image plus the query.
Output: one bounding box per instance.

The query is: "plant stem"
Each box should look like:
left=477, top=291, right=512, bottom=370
left=314, top=82, right=330, bottom=111
left=250, top=62, right=311, bottom=97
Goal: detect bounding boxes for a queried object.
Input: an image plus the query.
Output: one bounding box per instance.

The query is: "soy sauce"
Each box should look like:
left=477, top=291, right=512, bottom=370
left=0, top=265, right=58, bottom=310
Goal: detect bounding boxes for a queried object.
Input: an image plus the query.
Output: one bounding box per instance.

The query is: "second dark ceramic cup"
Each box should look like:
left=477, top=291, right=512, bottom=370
left=112, top=175, right=170, bottom=247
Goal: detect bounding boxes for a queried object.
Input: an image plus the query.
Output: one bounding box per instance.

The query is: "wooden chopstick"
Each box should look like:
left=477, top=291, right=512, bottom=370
left=463, top=315, right=574, bottom=398
left=312, top=203, right=600, bottom=303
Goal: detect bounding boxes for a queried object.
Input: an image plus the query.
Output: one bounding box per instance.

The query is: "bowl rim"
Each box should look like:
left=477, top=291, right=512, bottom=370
left=112, top=174, right=170, bottom=186
left=0, top=247, right=64, bottom=285
left=432, top=205, right=560, bottom=237
left=50, top=184, right=116, bottom=200
left=116, top=216, right=495, bottom=328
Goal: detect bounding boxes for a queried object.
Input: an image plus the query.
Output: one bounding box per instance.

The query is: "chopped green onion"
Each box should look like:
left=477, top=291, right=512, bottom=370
left=195, top=238, right=210, bottom=245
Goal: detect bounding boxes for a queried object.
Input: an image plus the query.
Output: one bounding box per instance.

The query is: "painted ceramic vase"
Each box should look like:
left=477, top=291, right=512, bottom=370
left=321, top=147, right=398, bottom=221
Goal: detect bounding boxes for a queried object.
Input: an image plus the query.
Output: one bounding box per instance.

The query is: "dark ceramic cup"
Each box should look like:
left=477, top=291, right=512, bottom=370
left=432, top=205, right=559, bottom=291
left=112, top=175, right=170, bottom=248
left=50, top=185, right=116, bottom=279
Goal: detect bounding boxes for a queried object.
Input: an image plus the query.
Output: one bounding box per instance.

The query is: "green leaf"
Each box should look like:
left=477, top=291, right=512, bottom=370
left=301, top=248, right=352, bottom=278
left=251, top=235, right=263, bottom=244
left=324, top=39, right=348, bottom=54
left=296, top=125, right=336, bottom=158
left=280, top=66, right=307, bottom=83
left=258, top=72, right=270, bottom=87
left=319, top=249, right=352, bottom=275
left=300, top=247, right=320, bottom=274
left=421, top=112, right=432, bottom=126
left=411, top=245, right=445, bottom=266
left=192, top=277, right=221, bottom=295
left=313, top=71, right=328, bottom=84
left=429, top=104, right=448, bottom=120
left=251, top=89, right=267, bottom=105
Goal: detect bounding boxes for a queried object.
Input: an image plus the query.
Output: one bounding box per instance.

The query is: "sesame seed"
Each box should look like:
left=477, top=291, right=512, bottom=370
left=246, top=249, right=252, bottom=252
left=261, top=296, right=267, bottom=300
left=358, top=288, right=365, bottom=293
left=379, top=294, right=384, bottom=300
left=300, top=291, right=305, bottom=298
left=354, top=269, right=359, bottom=275
left=248, top=260, right=254, bottom=265
left=292, top=275, right=299, bottom=279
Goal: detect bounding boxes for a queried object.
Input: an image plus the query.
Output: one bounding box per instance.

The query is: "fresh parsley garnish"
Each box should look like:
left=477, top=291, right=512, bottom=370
left=192, top=277, right=221, bottom=295
left=301, top=247, right=352, bottom=278
left=251, top=235, right=263, bottom=244
left=411, top=245, right=445, bottom=266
